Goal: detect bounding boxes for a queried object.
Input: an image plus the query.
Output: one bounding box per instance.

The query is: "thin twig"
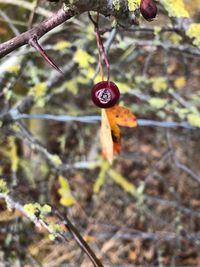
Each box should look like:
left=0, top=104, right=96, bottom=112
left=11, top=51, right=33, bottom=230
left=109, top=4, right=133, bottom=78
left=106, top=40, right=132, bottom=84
left=166, top=131, right=200, bottom=184
left=0, top=10, right=20, bottom=36
left=0, top=7, right=76, bottom=58
left=132, top=39, right=200, bottom=57
left=28, top=0, right=40, bottom=29
left=0, top=0, right=52, bottom=17
left=56, top=212, right=104, bottom=267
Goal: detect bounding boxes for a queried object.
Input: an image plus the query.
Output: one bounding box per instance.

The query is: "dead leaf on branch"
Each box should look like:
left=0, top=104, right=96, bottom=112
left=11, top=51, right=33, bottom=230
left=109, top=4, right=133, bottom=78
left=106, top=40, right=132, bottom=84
left=100, top=105, right=137, bottom=163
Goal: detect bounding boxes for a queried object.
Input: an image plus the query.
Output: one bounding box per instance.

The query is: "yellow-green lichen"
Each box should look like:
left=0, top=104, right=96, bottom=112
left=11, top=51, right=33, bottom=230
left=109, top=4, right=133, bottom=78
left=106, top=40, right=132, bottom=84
left=8, top=137, right=19, bottom=173
left=127, top=0, right=140, bottom=11
left=49, top=154, right=62, bottom=167
left=151, top=77, right=168, bottom=93
left=48, top=223, right=63, bottom=240
left=149, top=98, right=168, bottom=109
left=23, top=203, right=51, bottom=219
left=29, top=82, right=47, bottom=99
left=187, top=113, right=200, bottom=128
left=5, top=64, right=20, bottom=74
left=0, top=179, right=9, bottom=194
left=112, top=0, right=120, bottom=11
left=29, top=82, right=47, bottom=107
left=161, top=0, right=189, bottom=18
left=186, top=23, right=200, bottom=48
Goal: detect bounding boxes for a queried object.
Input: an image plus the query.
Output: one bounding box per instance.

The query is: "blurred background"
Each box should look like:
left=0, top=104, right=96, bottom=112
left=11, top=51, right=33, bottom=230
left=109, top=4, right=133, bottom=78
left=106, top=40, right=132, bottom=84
left=0, top=0, right=200, bottom=266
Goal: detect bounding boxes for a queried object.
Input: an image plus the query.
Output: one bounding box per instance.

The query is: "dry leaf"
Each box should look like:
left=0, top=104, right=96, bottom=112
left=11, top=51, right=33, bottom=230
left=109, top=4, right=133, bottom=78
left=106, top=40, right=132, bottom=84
left=106, top=105, right=137, bottom=128
left=100, top=109, right=113, bottom=163
left=100, top=105, right=137, bottom=163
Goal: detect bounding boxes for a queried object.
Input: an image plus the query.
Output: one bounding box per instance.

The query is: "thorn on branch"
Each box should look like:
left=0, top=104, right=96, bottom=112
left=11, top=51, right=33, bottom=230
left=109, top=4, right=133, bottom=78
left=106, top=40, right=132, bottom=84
left=29, top=37, right=63, bottom=75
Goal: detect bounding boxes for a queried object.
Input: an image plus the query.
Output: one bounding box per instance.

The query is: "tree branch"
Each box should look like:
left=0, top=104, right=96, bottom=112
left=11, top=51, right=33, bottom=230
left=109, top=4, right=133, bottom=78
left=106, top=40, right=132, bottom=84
left=0, top=6, right=76, bottom=59
left=0, top=0, right=140, bottom=61
left=1, top=1, right=199, bottom=62
left=0, top=193, right=104, bottom=267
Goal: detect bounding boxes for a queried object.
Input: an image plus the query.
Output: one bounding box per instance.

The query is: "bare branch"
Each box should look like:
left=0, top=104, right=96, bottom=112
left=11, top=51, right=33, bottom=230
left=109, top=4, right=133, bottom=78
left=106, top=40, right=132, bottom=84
left=0, top=6, right=76, bottom=59
left=0, top=193, right=104, bottom=267
left=1, top=0, right=199, bottom=62
left=132, top=39, right=200, bottom=57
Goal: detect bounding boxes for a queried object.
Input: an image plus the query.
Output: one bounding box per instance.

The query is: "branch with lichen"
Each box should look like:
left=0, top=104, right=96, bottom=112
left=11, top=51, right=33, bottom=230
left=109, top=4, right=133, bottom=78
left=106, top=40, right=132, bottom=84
left=0, top=0, right=138, bottom=72
left=0, top=0, right=199, bottom=73
left=0, top=180, right=104, bottom=267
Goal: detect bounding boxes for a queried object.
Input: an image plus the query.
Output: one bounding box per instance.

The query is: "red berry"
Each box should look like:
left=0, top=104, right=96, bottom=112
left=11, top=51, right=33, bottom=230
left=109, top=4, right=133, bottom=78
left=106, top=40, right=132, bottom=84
left=140, top=0, right=157, bottom=21
left=91, top=81, right=120, bottom=108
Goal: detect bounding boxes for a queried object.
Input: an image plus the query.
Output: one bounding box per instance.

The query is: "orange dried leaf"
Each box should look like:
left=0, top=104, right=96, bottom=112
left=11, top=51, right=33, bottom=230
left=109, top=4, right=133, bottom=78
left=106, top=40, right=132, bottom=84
left=83, top=235, right=96, bottom=242
left=100, top=105, right=137, bottom=163
left=106, top=105, right=137, bottom=128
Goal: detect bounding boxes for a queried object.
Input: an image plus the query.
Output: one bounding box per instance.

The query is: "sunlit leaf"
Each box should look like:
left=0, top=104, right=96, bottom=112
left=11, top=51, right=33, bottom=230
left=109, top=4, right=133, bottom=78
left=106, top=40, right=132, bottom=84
left=187, top=113, right=200, bottom=128
left=58, top=176, right=76, bottom=207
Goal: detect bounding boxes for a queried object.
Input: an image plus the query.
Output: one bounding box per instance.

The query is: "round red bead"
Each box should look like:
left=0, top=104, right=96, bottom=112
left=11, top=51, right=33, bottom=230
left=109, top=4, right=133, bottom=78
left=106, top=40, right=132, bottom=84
left=140, top=0, right=157, bottom=21
left=91, top=81, right=120, bottom=108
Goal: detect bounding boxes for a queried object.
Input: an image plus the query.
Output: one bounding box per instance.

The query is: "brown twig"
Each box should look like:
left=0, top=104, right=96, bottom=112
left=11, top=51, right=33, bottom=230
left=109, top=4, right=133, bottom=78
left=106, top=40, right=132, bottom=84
left=56, top=212, right=104, bottom=267
left=0, top=6, right=75, bottom=59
